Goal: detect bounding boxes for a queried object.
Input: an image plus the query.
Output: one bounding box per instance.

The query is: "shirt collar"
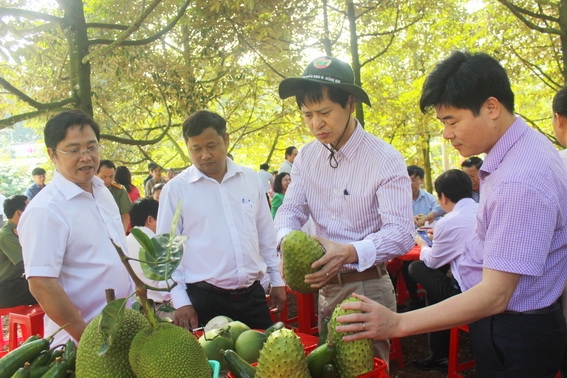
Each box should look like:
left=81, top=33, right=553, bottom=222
left=324, top=120, right=364, bottom=163
left=479, top=116, right=527, bottom=180
left=51, top=171, right=105, bottom=200
left=185, top=157, right=243, bottom=183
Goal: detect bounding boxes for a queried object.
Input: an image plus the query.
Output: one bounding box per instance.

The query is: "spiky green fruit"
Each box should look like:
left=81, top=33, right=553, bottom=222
left=330, top=297, right=374, bottom=378
left=129, top=322, right=211, bottom=378
left=282, top=230, right=325, bottom=293
left=255, top=328, right=310, bottom=378
left=76, top=309, right=149, bottom=378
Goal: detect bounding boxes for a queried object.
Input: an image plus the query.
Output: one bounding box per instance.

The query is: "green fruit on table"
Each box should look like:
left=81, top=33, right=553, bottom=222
left=282, top=230, right=325, bottom=294
left=234, top=329, right=268, bottom=364
left=255, top=328, right=310, bottom=378
left=198, top=327, right=234, bottom=370
left=226, top=320, right=251, bottom=344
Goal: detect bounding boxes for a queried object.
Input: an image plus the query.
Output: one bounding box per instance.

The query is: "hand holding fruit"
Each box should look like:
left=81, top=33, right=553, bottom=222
left=305, top=236, right=358, bottom=289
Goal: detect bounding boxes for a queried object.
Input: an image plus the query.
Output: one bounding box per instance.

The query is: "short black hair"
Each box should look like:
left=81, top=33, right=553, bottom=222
left=260, top=163, right=269, bottom=170
left=273, top=172, right=290, bottom=194
left=295, top=82, right=351, bottom=109
left=32, top=167, right=46, bottom=176
left=434, top=169, right=473, bottom=203
left=407, top=165, right=424, bottom=179
left=152, top=183, right=165, bottom=194
left=553, top=87, right=567, bottom=117
left=98, top=159, right=116, bottom=173
left=4, top=195, right=28, bottom=219
left=44, top=110, right=101, bottom=150
left=285, top=146, right=297, bottom=157
left=461, top=156, right=483, bottom=169
left=420, top=51, right=515, bottom=116
left=183, top=110, right=227, bottom=141
left=148, top=162, right=158, bottom=171
left=129, top=198, right=159, bottom=228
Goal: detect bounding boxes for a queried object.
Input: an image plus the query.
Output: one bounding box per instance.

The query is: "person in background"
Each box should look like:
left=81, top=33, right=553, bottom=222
left=143, top=162, right=158, bottom=188
left=126, top=198, right=172, bottom=319
left=279, top=146, right=297, bottom=174
left=115, top=165, right=141, bottom=203
left=157, top=110, right=285, bottom=330
left=25, top=167, right=47, bottom=200
left=258, top=163, right=274, bottom=207
left=166, top=168, right=178, bottom=182
left=0, top=195, right=37, bottom=308
left=460, top=156, right=483, bottom=202
left=270, top=172, right=290, bottom=219
left=18, top=110, right=133, bottom=345
left=409, top=169, right=478, bottom=372
left=145, top=164, right=166, bottom=198
left=337, top=51, right=567, bottom=377
left=152, top=183, right=164, bottom=202
left=97, top=159, right=132, bottom=233
left=274, top=56, right=414, bottom=364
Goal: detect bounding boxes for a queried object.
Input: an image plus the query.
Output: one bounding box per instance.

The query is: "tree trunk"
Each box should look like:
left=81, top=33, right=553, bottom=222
left=346, top=0, right=365, bottom=127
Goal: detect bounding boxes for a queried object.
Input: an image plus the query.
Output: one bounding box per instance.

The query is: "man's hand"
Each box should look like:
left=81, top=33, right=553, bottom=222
left=416, top=212, right=435, bottom=227
left=304, top=236, right=357, bottom=290
left=335, top=292, right=401, bottom=341
left=173, top=305, right=199, bottom=330
left=268, top=286, right=287, bottom=313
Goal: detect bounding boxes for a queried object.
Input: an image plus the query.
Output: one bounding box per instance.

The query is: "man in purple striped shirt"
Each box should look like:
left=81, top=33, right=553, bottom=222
left=274, top=56, right=415, bottom=364
left=337, top=51, right=567, bottom=376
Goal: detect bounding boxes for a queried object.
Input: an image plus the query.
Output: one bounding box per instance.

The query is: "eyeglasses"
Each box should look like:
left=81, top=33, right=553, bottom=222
left=54, top=143, right=103, bottom=158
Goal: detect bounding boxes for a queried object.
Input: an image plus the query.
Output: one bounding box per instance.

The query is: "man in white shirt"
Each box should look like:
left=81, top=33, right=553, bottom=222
left=18, top=110, right=134, bottom=345
left=274, top=56, right=414, bottom=363
left=126, top=197, right=172, bottom=319
left=258, top=163, right=274, bottom=206
left=279, top=146, right=297, bottom=174
left=409, top=169, right=478, bottom=372
left=157, top=110, right=286, bottom=330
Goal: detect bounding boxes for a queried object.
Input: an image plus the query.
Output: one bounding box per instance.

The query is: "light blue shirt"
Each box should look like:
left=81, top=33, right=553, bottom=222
left=412, top=189, right=442, bottom=219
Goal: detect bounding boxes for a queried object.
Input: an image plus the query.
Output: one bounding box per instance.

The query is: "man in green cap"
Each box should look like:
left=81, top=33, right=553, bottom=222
left=274, top=56, right=414, bottom=364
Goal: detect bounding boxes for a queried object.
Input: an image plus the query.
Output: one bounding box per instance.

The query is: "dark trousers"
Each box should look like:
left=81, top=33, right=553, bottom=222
left=0, top=277, right=37, bottom=308
left=401, top=260, right=420, bottom=304
left=469, top=305, right=566, bottom=377
left=409, top=261, right=459, bottom=359
left=186, top=281, right=273, bottom=329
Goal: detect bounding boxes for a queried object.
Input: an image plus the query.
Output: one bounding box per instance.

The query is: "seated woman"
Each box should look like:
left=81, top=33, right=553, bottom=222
left=271, top=172, right=290, bottom=219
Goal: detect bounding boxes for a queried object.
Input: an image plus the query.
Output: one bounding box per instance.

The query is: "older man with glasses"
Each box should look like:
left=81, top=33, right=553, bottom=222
left=18, top=110, right=134, bottom=346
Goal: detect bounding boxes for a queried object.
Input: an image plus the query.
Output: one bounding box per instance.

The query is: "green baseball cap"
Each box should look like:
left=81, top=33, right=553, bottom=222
left=278, top=56, right=371, bottom=106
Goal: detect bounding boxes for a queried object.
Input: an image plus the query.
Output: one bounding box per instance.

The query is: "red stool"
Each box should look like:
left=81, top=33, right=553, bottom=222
left=448, top=324, right=475, bottom=378
left=389, top=337, right=404, bottom=368
left=8, top=304, right=45, bottom=350
left=0, top=305, right=27, bottom=356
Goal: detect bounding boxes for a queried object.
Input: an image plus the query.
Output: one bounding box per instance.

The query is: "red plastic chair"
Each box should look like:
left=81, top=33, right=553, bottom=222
left=0, top=305, right=27, bottom=356
left=389, top=337, right=404, bottom=368
left=448, top=324, right=475, bottom=378
left=8, top=304, right=45, bottom=350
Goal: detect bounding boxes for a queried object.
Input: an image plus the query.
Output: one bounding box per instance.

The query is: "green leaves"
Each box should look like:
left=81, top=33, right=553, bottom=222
left=98, top=298, right=128, bottom=355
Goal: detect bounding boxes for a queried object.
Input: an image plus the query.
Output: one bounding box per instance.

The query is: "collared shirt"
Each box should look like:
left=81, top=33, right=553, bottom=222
left=0, top=221, right=25, bottom=282
left=413, top=189, right=443, bottom=219
left=126, top=226, right=171, bottom=304
left=279, top=160, right=293, bottom=174
left=25, top=183, right=45, bottom=200
left=258, top=169, right=273, bottom=193
left=18, top=171, right=134, bottom=345
left=419, top=198, right=478, bottom=288
left=459, top=116, right=567, bottom=312
left=274, top=122, right=415, bottom=271
left=156, top=158, right=284, bottom=309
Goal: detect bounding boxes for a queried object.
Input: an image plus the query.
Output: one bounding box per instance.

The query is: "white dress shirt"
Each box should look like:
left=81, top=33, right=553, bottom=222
left=419, top=197, right=478, bottom=288
left=18, top=171, right=134, bottom=345
left=126, top=226, right=171, bottom=303
left=156, top=158, right=284, bottom=309
left=274, top=122, right=415, bottom=271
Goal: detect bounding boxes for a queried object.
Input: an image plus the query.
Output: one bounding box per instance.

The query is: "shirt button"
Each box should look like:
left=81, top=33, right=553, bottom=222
left=332, top=215, right=336, bottom=220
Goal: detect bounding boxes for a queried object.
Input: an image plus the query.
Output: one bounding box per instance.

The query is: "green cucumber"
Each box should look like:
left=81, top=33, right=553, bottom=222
left=11, top=362, right=31, bottom=378
left=0, top=338, right=50, bottom=378
left=263, top=321, right=285, bottom=337
left=40, top=357, right=68, bottom=378
left=222, top=349, right=256, bottom=378
left=306, top=342, right=336, bottom=378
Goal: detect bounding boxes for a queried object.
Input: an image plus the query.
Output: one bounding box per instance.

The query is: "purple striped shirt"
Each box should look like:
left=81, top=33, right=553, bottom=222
left=274, top=122, right=415, bottom=271
left=459, top=117, right=567, bottom=311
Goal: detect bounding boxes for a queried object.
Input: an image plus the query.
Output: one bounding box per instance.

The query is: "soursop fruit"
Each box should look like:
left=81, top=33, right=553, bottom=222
left=255, top=328, right=310, bottom=378
left=76, top=308, right=149, bottom=378
left=330, top=297, right=374, bottom=378
left=129, top=322, right=211, bottom=378
left=282, top=230, right=325, bottom=293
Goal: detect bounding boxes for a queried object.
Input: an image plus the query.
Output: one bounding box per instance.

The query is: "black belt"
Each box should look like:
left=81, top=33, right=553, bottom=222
left=190, top=281, right=259, bottom=301
left=502, top=301, right=560, bottom=315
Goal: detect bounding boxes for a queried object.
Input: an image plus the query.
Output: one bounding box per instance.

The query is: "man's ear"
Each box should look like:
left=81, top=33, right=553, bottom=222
left=224, top=133, right=230, bottom=147
left=484, top=97, right=501, bottom=119
left=47, top=148, right=56, bottom=162
left=557, top=113, right=567, bottom=130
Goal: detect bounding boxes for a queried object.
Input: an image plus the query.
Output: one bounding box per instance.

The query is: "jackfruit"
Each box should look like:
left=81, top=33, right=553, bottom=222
left=255, top=328, right=310, bottom=378
left=330, top=297, right=374, bottom=378
left=76, top=308, right=149, bottom=378
left=282, top=230, right=325, bottom=293
left=129, top=322, right=211, bottom=378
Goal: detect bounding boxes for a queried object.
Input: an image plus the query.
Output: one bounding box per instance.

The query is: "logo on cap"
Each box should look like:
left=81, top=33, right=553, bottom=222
left=312, top=57, right=333, bottom=69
